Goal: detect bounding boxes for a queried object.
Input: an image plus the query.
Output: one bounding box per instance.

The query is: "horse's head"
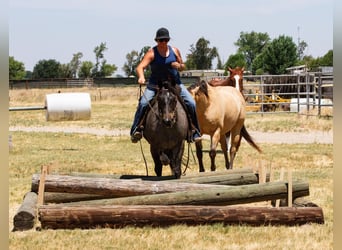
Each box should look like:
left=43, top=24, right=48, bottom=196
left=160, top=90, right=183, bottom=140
left=157, top=84, right=178, bottom=128
left=228, top=66, right=244, bottom=92
left=187, top=81, right=209, bottom=105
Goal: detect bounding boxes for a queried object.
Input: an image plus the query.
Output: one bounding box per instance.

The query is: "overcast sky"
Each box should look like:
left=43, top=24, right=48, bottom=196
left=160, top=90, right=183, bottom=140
left=9, top=0, right=333, bottom=76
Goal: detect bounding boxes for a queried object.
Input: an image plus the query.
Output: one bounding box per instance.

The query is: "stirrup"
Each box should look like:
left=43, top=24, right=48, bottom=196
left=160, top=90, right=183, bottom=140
left=193, top=135, right=203, bottom=143
left=131, top=131, right=143, bottom=143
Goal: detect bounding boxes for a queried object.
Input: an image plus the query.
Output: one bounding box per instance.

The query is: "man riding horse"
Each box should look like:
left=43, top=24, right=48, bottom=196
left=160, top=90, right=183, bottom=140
left=130, top=27, right=202, bottom=143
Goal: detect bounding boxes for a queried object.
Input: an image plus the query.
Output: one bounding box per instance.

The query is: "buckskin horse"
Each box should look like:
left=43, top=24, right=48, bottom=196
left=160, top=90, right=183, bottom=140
left=188, top=80, right=261, bottom=172
left=209, top=66, right=246, bottom=151
left=143, top=81, right=189, bottom=179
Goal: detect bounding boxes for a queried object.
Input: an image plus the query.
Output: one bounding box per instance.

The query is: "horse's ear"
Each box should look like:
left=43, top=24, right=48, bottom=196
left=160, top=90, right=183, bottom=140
left=241, top=67, right=245, bottom=72
left=228, top=66, right=232, bottom=71
left=199, top=80, right=209, bottom=97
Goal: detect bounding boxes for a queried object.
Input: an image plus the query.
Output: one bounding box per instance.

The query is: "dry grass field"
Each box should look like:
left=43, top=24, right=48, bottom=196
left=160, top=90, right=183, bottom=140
left=9, top=87, right=333, bottom=250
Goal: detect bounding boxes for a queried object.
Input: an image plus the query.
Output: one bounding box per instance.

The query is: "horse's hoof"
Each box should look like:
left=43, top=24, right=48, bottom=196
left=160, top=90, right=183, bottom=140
left=174, top=172, right=181, bottom=179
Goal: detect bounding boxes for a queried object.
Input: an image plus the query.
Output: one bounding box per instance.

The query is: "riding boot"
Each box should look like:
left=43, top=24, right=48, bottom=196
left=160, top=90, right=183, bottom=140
left=187, top=108, right=202, bottom=143
left=130, top=105, right=147, bottom=143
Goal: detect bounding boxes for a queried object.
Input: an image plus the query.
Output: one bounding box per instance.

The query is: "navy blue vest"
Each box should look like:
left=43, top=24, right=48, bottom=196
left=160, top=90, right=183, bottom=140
left=148, top=46, right=181, bottom=88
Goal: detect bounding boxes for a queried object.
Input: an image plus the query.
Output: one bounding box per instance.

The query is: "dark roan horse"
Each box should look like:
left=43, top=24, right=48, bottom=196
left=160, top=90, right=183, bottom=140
left=143, top=81, right=189, bottom=179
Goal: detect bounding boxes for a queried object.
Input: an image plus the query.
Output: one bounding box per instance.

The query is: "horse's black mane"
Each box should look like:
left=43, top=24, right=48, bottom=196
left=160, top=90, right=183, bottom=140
left=157, top=80, right=181, bottom=100
left=187, top=80, right=209, bottom=97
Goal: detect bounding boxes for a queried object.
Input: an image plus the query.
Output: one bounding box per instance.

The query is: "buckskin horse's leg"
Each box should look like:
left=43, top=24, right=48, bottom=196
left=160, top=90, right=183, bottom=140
left=209, top=130, right=221, bottom=171
left=229, top=129, right=242, bottom=170
left=219, top=134, right=230, bottom=169
left=195, top=140, right=204, bottom=172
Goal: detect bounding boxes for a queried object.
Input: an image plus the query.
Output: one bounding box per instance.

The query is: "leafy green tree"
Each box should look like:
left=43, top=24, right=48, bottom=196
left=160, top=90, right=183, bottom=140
left=320, top=49, right=333, bottom=66
left=216, top=55, right=223, bottom=70
left=305, top=50, right=333, bottom=71
left=78, top=61, right=94, bottom=78
left=225, top=53, right=246, bottom=69
left=32, top=59, right=61, bottom=79
left=123, top=46, right=151, bottom=77
left=123, top=50, right=139, bottom=77
left=100, top=59, right=117, bottom=77
left=9, top=56, right=26, bottom=80
left=69, top=52, right=83, bottom=78
left=59, top=63, right=72, bottom=78
left=297, top=40, right=307, bottom=60
left=234, top=31, right=270, bottom=72
left=251, top=53, right=265, bottom=75
left=186, top=37, right=218, bottom=69
left=92, top=42, right=107, bottom=77
left=91, top=42, right=117, bottom=77
left=262, top=35, right=298, bottom=74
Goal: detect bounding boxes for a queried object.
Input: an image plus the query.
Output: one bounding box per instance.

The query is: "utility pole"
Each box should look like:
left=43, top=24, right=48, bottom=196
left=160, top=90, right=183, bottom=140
left=297, top=26, right=300, bottom=59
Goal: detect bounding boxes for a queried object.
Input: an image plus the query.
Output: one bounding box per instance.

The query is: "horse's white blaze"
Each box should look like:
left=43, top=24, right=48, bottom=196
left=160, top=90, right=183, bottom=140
left=234, top=75, right=240, bottom=92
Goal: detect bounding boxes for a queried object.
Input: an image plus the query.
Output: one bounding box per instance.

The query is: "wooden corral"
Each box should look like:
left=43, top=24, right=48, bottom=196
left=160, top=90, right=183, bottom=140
left=12, top=167, right=324, bottom=231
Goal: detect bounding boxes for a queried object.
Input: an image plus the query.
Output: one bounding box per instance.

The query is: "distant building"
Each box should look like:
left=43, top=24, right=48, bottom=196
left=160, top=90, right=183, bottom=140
left=317, top=66, right=333, bottom=74
left=286, top=65, right=308, bottom=74
left=286, top=65, right=333, bottom=74
left=181, top=69, right=225, bottom=78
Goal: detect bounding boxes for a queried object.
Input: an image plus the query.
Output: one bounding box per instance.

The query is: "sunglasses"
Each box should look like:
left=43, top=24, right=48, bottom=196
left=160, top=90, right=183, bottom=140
left=157, top=38, right=170, bottom=42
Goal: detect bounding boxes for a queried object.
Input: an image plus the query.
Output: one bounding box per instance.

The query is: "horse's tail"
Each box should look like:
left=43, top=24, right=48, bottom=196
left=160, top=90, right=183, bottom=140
left=241, top=125, right=262, bottom=153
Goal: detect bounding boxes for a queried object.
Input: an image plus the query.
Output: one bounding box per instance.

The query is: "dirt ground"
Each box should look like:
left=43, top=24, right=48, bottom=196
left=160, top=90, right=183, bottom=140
left=9, top=126, right=333, bottom=144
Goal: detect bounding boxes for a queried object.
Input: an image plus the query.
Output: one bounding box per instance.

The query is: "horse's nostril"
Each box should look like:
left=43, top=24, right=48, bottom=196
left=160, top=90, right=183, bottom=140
left=163, top=119, right=172, bottom=127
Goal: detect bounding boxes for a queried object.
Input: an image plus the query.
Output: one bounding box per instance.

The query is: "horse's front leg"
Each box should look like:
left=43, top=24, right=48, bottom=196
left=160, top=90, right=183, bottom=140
left=220, top=134, right=230, bottom=169
left=150, top=147, right=163, bottom=176
left=209, top=130, right=221, bottom=171
left=169, top=143, right=184, bottom=179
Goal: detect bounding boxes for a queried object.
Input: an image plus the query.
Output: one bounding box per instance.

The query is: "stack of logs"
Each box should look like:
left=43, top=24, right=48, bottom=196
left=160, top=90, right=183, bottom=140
left=12, top=167, right=324, bottom=231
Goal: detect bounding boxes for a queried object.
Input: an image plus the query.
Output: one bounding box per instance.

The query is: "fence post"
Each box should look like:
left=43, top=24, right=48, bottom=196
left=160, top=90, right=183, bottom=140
left=296, top=74, right=300, bottom=115
left=306, top=72, right=310, bottom=114
left=317, top=73, right=322, bottom=116
left=260, top=75, right=264, bottom=116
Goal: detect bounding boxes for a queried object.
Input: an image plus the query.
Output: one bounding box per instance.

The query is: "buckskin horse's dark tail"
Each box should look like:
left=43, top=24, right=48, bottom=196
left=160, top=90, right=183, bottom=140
left=241, top=125, right=262, bottom=153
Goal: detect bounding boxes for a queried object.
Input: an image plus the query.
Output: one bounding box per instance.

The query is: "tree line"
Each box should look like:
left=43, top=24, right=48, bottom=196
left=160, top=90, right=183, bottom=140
left=9, top=31, right=333, bottom=80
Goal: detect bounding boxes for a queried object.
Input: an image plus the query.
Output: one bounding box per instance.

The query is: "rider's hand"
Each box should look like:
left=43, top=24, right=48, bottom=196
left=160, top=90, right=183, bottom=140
left=138, top=76, right=146, bottom=85
left=171, top=62, right=182, bottom=70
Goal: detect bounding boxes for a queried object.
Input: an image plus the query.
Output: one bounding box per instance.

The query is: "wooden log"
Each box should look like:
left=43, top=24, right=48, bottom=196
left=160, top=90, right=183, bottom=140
left=174, top=172, right=269, bottom=186
left=69, top=167, right=254, bottom=180
left=65, top=180, right=309, bottom=206
left=44, top=192, right=105, bottom=204
left=32, top=171, right=266, bottom=194
left=38, top=205, right=324, bottom=229
left=38, top=172, right=268, bottom=203
left=42, top=173, right=261, bottom=204
left=12, top=192, right=37, bottom=231
left=56, top=172, right=266, bottom=186
left=31, top=174, right=226, bottom=197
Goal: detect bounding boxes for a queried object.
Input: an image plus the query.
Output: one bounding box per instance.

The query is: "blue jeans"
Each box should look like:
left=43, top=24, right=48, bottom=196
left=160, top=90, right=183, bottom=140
left=130, top=84, right=201, bottom=137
